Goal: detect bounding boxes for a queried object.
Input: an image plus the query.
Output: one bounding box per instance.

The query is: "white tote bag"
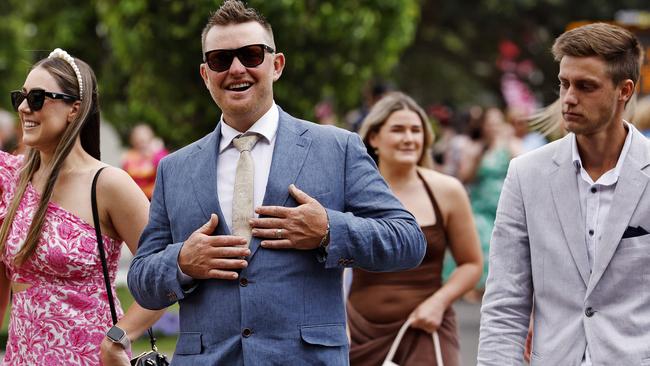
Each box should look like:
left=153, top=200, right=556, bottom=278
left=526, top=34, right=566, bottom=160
left=382, top=319, right=444, bottom=366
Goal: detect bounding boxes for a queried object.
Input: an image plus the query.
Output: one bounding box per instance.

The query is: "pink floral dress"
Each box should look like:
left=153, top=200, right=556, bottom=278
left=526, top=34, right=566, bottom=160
left=0, top=150, right=125, bottom=365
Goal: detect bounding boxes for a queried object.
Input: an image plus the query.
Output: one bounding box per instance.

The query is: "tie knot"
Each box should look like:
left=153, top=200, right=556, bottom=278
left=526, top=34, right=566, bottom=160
left=233, top=134, right=259, bottom=152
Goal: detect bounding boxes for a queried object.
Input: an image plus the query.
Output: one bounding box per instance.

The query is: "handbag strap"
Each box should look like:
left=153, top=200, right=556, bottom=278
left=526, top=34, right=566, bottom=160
left=91, top=167, right=159, bottom=348
left=147, top=328, right=159, bottom=351
left=91, top=167, right=118, bottom=325
left=383, top=318, right=444, bottom=366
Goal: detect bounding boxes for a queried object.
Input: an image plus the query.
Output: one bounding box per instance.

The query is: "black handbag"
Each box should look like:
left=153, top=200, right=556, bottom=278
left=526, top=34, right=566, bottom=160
left=91, top=168, right=170, bottom=366
left=129, top=329, right=170, bottom=366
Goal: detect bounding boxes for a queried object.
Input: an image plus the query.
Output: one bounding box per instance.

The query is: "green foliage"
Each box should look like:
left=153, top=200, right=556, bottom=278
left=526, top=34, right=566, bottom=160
left=5, top=0, right=647, bottom=145
left=2, top=0, right=418, bottom=147
left=0, top=2, right=30, bottom=111
left=394, top=0, right=650, bottom=110
left=95, top=0, right=211, bottom=146
left=252, top=0, right=419, bottom=121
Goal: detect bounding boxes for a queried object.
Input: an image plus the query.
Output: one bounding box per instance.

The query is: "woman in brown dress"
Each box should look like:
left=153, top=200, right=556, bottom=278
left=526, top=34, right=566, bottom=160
left=349, top=92, right=483, bottom=365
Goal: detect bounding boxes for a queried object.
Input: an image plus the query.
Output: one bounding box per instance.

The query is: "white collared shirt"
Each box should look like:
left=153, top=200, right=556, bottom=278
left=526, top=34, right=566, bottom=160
left=571, top=121, right=633, bottom=366
left=218, top=102, right=279, bottom=231
left=177, top=103, right=278, bottom=284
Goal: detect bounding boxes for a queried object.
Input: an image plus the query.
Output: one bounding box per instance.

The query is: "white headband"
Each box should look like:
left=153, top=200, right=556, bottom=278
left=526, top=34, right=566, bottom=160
left=48, top=48, right=84, bottom=100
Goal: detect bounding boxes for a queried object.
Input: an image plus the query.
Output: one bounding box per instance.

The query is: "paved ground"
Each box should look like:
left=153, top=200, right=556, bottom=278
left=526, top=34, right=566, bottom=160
left=455, top=299, right=482, bottom=365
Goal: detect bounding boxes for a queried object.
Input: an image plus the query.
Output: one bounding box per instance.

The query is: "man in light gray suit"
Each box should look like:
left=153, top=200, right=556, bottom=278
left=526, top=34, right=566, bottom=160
left=478, top=23, right=649, bottom=365
left=127, top=1, right=426, bottom=365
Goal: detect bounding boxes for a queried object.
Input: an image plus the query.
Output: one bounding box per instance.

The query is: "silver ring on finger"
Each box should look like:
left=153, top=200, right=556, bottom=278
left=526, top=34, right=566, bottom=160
left=275, top=228, right=283, bottom=239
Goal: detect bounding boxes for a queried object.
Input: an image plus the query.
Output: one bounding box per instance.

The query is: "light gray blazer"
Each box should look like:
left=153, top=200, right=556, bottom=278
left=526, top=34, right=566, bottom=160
left=478, top=126, right=650, bottom=366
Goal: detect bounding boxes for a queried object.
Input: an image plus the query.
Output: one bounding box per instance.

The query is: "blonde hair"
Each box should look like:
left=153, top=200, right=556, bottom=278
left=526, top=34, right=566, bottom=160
left=552, top=23, right=642, bottom=86
left=0, top=54, right=99, bottom=265
left=358, top=91, right=434, bottom=168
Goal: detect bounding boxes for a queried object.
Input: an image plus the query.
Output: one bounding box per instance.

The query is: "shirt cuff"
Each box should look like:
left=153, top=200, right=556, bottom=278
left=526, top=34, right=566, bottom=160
left=177, top=264, right=194, bottom=285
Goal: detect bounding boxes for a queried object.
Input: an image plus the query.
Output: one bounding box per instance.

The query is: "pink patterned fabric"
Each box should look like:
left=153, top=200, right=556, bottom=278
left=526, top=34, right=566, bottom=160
left=0, top=150, right=125, bottom=365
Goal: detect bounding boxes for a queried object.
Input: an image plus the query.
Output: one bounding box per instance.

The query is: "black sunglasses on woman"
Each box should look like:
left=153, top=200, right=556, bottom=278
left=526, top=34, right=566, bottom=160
left=10, top=88, right=79, bottom=112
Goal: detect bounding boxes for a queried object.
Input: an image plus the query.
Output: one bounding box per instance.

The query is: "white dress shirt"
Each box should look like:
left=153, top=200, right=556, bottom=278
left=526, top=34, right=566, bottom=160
left=571, top=122, right=632, bottom=366
left=217, top=103, right=279, bottom=230
left=178, top=103, right=279, bottom=283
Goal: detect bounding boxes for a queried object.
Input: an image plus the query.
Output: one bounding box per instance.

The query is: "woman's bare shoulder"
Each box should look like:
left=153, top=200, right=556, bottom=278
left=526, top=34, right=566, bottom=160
left=94, top=165, right=144, bottom=199
left=417, top=167, right=466, bottom=196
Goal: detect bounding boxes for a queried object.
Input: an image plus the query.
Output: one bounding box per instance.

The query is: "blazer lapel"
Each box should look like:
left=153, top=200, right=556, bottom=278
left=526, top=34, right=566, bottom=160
left=550, top=136, right=591, bottom=287
left=586, top=129, right=650, bottom=297
left=190, top=125, right=230, bottom=235
left=248, top=110, right=312, bottom=259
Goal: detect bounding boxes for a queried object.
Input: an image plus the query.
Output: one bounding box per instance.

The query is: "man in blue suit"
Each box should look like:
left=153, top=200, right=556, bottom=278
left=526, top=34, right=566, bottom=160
left=127, top=1, right=426, bottom=364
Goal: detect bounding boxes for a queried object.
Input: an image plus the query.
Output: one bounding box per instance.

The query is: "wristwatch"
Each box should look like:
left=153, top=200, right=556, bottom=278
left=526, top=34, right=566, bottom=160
left=316, top=220, right=331, bottom=263
left=106, top=325, right=131, bottom=349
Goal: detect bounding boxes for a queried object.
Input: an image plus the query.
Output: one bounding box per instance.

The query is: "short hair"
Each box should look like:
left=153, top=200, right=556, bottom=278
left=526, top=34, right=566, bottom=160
left=552, top=22, right=643, bottom=86
left=201, top=0, right=275, bottom=52
left=358, top=92, right=435, bottom=169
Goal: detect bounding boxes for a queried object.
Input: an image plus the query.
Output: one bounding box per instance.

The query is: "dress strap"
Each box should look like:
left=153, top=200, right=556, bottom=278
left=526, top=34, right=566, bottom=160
left=416, top=170, right=445, bottom=228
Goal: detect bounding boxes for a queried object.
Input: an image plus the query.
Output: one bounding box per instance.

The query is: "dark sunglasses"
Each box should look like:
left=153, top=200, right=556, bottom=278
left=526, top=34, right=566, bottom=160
left=10, top=89, right=79, bottom=112
left=204, top=44, right=275, bottom=72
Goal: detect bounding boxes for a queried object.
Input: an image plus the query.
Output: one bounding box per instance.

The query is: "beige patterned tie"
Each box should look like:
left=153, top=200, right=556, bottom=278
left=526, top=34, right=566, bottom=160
left=231, top=134, right=260, bottom=247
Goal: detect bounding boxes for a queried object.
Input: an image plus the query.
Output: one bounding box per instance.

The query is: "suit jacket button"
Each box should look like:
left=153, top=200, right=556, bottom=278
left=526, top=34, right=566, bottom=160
left=242, top=328, right=253, bottom=337
left=585, top=307, right=595, bottom=317
left=240, top=278, right=248, bottom=287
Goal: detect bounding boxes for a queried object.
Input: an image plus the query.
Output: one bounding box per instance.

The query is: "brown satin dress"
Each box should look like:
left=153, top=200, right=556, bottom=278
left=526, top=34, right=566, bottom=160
left=347, top=172, right=460, bottom=366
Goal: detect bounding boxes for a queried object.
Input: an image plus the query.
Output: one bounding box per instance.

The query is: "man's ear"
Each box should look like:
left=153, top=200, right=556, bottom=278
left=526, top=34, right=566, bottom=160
left=272, top=53, right=285, bottom=82
left=619, top=79, right=635, bottom=103
left=67, top=100, right=81, bottom=123
left=200, top=63, right=210, bottom=88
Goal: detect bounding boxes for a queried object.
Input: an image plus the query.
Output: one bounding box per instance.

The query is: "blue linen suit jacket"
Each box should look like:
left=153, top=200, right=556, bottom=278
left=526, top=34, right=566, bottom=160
left=127, top=108, right=426, bottom=365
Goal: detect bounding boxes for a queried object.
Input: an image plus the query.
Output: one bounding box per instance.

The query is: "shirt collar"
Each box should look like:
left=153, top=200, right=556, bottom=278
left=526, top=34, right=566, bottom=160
left=570, top=120, right=633, bottom=185
left=219, top=102, right=279, bottom=153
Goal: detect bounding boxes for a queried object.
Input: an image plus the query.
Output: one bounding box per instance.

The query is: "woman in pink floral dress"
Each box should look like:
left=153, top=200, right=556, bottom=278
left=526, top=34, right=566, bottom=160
left=0, top=49, right=163, bottom=365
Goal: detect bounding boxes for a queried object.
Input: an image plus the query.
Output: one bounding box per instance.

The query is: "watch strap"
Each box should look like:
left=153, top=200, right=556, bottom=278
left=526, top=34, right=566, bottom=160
left=316, top=219, right=330, bottom=263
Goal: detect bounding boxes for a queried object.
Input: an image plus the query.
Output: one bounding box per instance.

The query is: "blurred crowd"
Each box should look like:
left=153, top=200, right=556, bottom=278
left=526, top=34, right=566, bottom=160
left=326, top=81, right=548, bottom=304
left=121, top=124, right=168, bottom=200
left=323, top=82, right=650, bottom=308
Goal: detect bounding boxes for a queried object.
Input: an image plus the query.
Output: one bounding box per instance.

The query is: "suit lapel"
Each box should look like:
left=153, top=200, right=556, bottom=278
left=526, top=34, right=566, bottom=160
left=248, top=110, right=312, bottom=259
left=550, top=136, right=590, bottom=287
left=190, top=125, right=230, bottom=235
left=586, top=129, right=650, bottom=297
